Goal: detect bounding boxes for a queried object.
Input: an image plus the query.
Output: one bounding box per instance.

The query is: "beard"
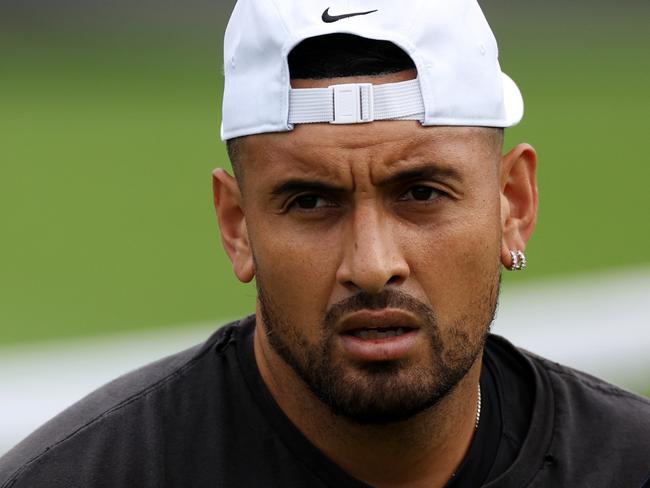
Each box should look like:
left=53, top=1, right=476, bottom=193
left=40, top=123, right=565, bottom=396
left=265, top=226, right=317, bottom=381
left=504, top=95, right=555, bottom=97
left=257, top=277, right=499, bottom=425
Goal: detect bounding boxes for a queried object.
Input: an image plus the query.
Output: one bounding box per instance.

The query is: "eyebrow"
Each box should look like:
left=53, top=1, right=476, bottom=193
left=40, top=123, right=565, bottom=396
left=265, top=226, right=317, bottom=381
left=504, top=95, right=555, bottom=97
left=377, top=163, right=463, bottom=187
left=269, top=163, right=462, bottom=197
left=270, top=179, right=347, bottom=197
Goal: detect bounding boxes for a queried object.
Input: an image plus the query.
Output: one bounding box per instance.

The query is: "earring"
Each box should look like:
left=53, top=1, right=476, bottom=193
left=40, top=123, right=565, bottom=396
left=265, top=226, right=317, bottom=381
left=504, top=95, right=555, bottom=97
left=508, top=250, right=527, bottom=271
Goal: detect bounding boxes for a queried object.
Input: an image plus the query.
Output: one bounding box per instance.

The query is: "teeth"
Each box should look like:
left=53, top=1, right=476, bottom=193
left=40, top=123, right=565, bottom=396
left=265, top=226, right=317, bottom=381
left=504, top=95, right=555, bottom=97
left=353, top=328, right=408, bottom=340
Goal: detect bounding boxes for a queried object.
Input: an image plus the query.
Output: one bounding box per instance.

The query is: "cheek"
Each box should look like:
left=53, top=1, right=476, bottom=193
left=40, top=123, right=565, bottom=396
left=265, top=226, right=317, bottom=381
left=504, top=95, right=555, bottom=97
left=406, top=195, right=502, bottom=316
left=248, top=220, right=343, bottom=328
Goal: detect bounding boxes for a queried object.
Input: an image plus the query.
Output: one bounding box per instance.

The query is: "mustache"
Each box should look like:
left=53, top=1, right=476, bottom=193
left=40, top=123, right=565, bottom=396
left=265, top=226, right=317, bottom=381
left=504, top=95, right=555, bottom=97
left=323, top=289, right=437, bottom=329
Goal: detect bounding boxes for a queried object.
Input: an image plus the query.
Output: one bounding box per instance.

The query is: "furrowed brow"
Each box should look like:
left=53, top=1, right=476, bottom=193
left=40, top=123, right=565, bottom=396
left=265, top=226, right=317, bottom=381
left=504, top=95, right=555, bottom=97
left=378, top=164, right=463, bottom=187
left=270, top=179, right=347, bottom=197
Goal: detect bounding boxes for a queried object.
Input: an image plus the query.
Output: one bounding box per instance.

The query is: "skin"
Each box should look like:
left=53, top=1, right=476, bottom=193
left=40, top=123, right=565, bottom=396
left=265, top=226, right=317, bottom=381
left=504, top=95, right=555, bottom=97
left=213, top=70, right=538, bottom=487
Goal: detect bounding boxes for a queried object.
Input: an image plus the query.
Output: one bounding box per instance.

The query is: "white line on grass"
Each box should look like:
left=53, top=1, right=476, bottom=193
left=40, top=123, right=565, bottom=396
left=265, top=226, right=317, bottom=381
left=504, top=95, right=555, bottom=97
left=1, top=268, right=649, bottom=456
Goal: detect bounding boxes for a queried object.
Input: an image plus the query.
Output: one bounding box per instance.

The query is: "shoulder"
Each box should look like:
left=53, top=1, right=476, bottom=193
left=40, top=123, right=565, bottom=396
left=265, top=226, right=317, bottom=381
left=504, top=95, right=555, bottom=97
left=489, top=334, right=650, bottom=429
left=0, top=318, right=252, bottom=488
left=523, top=345, right=650, bottom=431
left=506, top=338, right=650, bottom=486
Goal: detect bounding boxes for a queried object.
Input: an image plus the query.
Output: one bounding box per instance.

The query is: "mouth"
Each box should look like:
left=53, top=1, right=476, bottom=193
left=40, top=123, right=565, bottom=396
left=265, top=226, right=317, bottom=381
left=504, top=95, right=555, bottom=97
left=337, top=309, right=422, bottom=361
left=339, top=308, right=421, bottom=336
left=344, top=326, right=415, bottom=340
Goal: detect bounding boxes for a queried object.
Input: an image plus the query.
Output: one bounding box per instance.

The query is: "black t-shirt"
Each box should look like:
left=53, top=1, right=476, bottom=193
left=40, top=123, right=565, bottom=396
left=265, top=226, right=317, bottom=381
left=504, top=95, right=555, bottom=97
left=2, top=316, right=650, bottom=487
left=446, top=336, right=535, bottom=487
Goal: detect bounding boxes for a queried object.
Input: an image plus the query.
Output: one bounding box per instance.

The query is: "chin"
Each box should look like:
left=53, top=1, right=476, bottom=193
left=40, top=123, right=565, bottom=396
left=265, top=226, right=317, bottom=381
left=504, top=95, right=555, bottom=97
left=302, top=354, right=473, bottom=425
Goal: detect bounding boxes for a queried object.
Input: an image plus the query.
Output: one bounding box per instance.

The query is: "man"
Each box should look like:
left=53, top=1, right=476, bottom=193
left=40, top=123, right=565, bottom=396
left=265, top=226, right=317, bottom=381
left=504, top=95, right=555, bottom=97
left=1, top=0, right=649, bottom=487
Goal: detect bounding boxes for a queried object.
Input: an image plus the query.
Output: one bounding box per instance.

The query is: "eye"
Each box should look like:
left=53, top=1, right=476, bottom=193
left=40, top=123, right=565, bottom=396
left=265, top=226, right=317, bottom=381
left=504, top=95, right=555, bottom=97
left=399, top=185, right=441, bottom=202
left=289, top=194, right=332, bottom=210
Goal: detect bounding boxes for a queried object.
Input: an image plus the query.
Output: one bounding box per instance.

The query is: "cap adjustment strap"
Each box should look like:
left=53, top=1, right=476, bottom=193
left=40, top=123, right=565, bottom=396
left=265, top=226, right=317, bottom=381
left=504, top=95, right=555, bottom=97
left=288, top=78, right=424, bottom=125
left=331, top=83, right=374, bottom=124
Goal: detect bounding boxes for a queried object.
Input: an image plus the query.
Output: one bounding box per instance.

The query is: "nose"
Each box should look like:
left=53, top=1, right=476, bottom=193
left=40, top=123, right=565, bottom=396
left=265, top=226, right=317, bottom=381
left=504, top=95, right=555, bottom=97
left=336, top=203, right=410, bottom=294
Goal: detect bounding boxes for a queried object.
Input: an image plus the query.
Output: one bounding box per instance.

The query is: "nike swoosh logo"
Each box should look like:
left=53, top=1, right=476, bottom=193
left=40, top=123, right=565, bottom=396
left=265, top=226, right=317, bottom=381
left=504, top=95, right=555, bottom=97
left=321, top=7, right=378, bottom=23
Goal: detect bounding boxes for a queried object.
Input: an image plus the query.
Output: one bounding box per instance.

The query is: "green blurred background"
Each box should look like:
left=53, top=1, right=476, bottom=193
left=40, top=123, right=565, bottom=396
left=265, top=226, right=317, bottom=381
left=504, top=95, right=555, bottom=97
left=1, top=0, right=649, bottom=345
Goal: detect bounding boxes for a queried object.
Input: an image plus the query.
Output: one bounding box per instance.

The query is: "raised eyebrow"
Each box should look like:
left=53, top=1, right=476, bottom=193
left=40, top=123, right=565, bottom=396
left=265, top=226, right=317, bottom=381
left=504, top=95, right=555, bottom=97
left=378, top=164, right=463, bottom=186
left=270, top=179, right=347, bottom=197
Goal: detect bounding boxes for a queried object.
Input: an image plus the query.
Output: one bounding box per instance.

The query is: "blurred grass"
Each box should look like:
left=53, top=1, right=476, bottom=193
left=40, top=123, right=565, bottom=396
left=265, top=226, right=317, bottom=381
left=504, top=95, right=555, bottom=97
left=1, top=3, right=649, bottom=344
left=0, top=29, right=254, bottom=343
left=489, top=2, right=650, bottom=279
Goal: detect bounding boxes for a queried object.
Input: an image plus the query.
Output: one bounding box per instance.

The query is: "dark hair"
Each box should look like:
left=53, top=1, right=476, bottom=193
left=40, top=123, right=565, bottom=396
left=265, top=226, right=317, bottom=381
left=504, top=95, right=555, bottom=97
left=288, top=33, right=416, bottom=79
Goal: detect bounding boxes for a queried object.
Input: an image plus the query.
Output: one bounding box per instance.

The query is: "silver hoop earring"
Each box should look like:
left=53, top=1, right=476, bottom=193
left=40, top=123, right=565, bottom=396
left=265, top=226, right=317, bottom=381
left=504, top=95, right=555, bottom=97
left=508, top=250, right=527, bottom=271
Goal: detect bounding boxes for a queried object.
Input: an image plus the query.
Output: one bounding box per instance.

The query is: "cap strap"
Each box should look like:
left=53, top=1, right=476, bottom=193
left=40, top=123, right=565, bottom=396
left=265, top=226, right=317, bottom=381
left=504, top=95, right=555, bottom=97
left=288, top=78, right=424, bottom=125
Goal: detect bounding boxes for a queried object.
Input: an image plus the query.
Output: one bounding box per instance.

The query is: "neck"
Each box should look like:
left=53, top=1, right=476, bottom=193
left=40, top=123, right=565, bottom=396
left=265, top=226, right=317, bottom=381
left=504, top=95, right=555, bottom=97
left=253, top=324, right=482, bottom=488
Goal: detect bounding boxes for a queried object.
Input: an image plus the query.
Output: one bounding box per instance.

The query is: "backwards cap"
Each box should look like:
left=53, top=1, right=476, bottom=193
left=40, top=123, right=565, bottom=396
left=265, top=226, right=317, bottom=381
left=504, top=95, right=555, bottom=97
left=221, top=0, right=524, bottom=141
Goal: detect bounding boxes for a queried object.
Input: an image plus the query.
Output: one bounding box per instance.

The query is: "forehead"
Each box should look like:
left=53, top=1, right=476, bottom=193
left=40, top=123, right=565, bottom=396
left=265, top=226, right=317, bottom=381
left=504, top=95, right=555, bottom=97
left=235, top=122, right=500, bottom=186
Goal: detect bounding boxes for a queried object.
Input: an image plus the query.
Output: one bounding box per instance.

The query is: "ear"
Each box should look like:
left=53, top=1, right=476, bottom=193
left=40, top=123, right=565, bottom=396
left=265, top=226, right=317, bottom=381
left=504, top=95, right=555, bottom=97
left=212, top=168, right=255, bottom=283
left=499, top=144, right=539, bottom=269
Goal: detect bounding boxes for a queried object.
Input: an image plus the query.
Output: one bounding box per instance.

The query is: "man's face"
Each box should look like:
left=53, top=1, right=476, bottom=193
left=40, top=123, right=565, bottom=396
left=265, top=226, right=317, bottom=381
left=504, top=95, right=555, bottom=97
left=234, top=103, right=504, bottom=424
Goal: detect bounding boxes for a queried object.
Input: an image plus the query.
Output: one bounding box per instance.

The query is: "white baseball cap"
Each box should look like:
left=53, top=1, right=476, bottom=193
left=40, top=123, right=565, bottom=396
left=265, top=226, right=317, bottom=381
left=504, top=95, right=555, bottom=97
left=221, top=0, right=524, bottom=141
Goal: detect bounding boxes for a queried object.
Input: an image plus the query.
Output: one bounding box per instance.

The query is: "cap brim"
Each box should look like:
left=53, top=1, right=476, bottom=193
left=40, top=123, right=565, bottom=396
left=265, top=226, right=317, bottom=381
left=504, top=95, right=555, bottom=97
left=501, top=72, right=524, bottom=127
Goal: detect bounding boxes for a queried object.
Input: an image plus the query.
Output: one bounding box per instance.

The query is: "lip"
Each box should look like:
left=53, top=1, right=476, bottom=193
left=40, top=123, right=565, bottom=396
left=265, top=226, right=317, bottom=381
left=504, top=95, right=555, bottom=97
left=338, top=309, right=422, bottom=334
left=337, top=309, right=422, bottom=362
